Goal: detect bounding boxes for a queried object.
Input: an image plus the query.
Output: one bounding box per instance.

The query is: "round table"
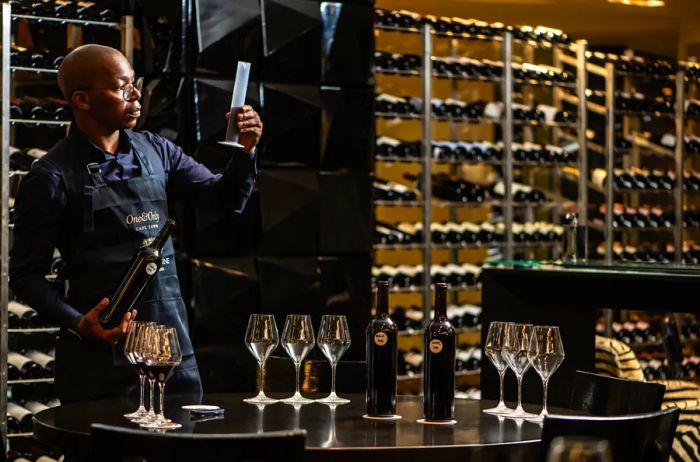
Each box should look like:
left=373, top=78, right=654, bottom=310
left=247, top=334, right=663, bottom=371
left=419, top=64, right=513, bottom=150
left=34, top=393, right=564, bottom=461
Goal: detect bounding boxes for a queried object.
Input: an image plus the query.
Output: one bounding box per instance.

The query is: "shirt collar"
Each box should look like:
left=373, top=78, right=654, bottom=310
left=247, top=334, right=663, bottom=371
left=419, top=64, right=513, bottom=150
left=68, top=125, right=133, bottom=163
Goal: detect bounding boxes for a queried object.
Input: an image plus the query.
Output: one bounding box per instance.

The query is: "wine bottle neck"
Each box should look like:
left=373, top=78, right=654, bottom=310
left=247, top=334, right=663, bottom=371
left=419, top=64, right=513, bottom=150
left=434, top=285, right=447, bottom=318
left=151, top=219, right=176, bottom=250
left=376, top=283, right=389, bottom=316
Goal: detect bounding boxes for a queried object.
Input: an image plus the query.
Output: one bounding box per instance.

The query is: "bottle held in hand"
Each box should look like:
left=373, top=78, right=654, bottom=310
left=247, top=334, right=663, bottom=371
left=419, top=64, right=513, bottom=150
left=98, top=219, right=175, bottom=329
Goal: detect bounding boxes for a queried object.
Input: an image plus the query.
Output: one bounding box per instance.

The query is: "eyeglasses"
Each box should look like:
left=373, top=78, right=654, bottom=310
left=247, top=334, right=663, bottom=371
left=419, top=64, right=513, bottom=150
left=78, top=77, right=144, bottom=102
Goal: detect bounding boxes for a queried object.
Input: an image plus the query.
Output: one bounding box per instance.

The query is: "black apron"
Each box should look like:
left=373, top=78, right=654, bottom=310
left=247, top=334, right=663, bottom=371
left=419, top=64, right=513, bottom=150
left=53, top=131, right=202, bottom=404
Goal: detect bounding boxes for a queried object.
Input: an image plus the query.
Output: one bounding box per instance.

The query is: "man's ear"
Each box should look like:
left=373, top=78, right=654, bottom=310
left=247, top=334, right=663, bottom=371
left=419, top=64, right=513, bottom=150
left=71, top=91, right=90, bottom=111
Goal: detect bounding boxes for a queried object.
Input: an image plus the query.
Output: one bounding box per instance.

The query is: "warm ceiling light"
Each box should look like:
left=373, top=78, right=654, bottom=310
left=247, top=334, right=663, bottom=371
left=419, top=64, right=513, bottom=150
left=607, top=0, right=665, bottom=6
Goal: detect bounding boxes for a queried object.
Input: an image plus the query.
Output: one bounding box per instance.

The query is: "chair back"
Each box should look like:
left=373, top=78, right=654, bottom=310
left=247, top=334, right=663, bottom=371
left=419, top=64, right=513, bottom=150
left=91, top=424, right=306, bottom=462
left=541, top=407, right=680, bottom=462
left=570, top=370, right=665, bottom=415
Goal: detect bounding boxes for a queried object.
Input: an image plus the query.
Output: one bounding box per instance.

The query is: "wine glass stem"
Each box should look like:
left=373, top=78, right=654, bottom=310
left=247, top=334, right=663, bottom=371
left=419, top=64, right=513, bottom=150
left=158, top=381, right=166, bottom=420
left=542, top=378, right=549, bottom=415
left=295, top=362, right=301, bottom=396
left=330, top=363, right=337, bottom=395
left=257, top=361, right=264, bottom=395
left=138, top=374, right=146, bottom=410
left=498, top=370, right=505, bottom=406
left=517, top=375, right=523, bottom=410
left=148, top=379, right=155, bottom=415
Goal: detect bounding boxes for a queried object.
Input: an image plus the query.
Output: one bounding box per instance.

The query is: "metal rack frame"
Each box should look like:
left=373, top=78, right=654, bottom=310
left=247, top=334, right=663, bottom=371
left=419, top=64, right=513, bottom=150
left=374, top=23, right=588, bottom=323
left=0, top=5, right=134, bottom=447
left=594, top=62, right=685, bottom=264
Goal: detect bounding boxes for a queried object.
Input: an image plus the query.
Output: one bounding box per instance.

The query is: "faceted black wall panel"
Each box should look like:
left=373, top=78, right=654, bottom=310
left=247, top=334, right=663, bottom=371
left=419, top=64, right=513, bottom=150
left=194, top=0, right=262, bottom=77
left=190, top=257, right=259, bottom=393
left=318, top=255, right=371, bottom=360
left=260, top=84, right=373, bottom=170
left=320, top=86, right=373, bottom=171
left=190, top=256, right=258, bottom=343
left=319, top=172, right=372, bottom=254
left=258, top=170, right=320, bottom=254
left=193, top=0, right=373, bottom=85
left=190, top=193, right=261, bottom=256
left=256, top=256, right=321, bottom=317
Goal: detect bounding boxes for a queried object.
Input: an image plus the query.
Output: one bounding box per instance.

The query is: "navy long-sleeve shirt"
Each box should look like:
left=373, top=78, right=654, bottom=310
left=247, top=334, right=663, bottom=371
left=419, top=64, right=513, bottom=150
left=9, top=127, right=256, bottom=328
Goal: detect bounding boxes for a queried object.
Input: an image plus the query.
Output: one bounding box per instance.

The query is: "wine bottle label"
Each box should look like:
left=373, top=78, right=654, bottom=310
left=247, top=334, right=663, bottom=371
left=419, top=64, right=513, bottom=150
left=429, top=339, right=443, bottom=353
left=145, top=262, right=158, bottom=276
left=374, top=332, right=388, bottom=346
left=377, top=136, right=401, bottom=147
left=26, top=148, right=47, bottom=159
left=24, top=350, right=54, bottom=369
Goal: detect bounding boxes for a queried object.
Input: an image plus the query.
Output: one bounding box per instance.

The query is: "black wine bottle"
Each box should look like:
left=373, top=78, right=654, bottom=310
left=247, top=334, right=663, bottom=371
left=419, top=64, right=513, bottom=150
left=8, top=352, right=42, bottom=379
left=366, top=281, right=398, bottom=417
left=24, top=350, right=54, bottom=375
left=8, top=301, right=40, bottom=328
left=7, top=402, right=33, bottom=433
left=422, top=283, right=456, bottom=422
left=99, top=219, right=175, bottom=328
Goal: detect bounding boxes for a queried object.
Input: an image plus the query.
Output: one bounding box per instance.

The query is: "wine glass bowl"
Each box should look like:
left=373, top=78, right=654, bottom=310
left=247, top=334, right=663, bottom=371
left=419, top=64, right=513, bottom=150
left=502, top=322, right=537, bottom=418
left=139, top=326, right=183, bottom=430
left=483, top=321, right=514, bottom=415
left=244, top=314, right=280, bottom=404
left=281, top=314, right=315, bottom=404
left=123, top=321, right=150, bottom=420
left=527, top=325, right=565, bottom=421
left=316, top=315, right=351, bottom=404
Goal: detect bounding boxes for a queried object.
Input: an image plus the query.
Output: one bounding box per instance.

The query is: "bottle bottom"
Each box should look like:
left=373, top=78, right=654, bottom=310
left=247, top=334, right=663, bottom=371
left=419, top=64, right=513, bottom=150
left=417, top=418, right=458, bottom=425
left=362, top=414, right=402, bottom=421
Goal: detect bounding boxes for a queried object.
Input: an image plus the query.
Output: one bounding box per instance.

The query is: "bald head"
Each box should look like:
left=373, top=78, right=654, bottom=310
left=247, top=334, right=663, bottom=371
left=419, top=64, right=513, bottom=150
left=57, top=44, right=131, bottom=102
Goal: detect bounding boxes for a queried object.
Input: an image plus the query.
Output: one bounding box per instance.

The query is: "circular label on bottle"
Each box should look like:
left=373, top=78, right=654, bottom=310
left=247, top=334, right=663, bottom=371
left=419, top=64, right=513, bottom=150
left=429, top=339, right=443, bottom=353
left=374, top=332, right=388, bottom=346
left=145, top=262, right=158, bottom=276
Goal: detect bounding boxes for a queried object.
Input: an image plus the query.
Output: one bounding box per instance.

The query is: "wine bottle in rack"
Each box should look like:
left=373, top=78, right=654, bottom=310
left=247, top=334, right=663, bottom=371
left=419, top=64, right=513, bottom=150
left=366, top=281, right=398, bottom=418
left=7, top=402, right=33, bottom=433
left=422, top=283, right=456, bottom=422
left=374, top=178, right=418, bottom=202
left=7, top=351, right=43, bottom=379
left=23, top=350, right=55, bottom=375
left=8, top=300, right=40, bottom=328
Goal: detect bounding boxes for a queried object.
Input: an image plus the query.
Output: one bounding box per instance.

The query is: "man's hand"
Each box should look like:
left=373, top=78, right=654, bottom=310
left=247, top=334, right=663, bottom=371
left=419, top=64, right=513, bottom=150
left=76, top=298, right=136, bottom=345
left=225, top=105, right=263, bottom=154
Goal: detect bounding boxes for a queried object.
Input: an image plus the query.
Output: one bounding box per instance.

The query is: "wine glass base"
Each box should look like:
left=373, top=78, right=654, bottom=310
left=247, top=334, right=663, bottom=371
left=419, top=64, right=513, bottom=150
left=218, top=141, right=244, bottom=148
left=140, top=421, right=182, bottom=430
left=243, top=394, right=280, bottom=404
left=281, top=393, right=314, bottom=404
left=505, top=410, right=538, bottom=419
left=362, top=414, right=402, bottom=421
left=416, top=418, right=457, bottom=425
left=316, top=395, right=350, bottom=404
left=483, top=403, right=514, bottom=416
left=131, top=414, right=157, bottom=425
left=124, top=409, right=148, bottom=419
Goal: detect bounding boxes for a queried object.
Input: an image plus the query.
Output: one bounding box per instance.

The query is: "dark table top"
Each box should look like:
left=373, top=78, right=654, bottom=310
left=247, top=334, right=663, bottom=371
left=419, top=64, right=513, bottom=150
left=34, top=393, right=575, bottom=461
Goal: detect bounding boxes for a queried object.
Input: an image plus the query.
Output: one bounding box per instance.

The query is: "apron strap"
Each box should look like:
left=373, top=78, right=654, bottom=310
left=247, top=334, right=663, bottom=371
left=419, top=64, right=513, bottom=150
left=82, top=163, right=105, bottom=233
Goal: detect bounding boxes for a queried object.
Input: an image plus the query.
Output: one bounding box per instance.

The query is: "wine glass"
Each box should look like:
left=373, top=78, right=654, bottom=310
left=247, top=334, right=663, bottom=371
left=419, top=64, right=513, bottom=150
left=140, top=326, right=183, bottom=430
left=123, top=321, right=153, bottom=419
left=527, top=325, right=565, bottom=422
left=281, top=314, right=315, bottom=404
left=502, top=323, right=537, bottom=418
left=316, top=315, right=351, bottom=404
left=483, top=321, right=514, bottom=415
left=244, top=314, right=280, bottom=404
left=130, top=323, right=159, bottom=424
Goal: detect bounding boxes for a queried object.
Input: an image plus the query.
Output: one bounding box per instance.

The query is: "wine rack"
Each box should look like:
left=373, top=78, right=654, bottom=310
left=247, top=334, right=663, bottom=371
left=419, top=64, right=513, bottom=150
left=0, top=3, right=134, bottom=450
left=372, top=9, right=588, bottom=396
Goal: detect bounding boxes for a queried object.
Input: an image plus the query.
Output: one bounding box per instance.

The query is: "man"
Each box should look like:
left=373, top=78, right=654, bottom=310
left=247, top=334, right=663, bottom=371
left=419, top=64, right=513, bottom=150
left=10, top=44, right=261, bottom=403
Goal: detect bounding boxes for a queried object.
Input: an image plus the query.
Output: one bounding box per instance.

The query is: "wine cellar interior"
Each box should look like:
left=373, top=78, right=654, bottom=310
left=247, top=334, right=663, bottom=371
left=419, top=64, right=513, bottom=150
left=2, top=0, right=700, bottom=460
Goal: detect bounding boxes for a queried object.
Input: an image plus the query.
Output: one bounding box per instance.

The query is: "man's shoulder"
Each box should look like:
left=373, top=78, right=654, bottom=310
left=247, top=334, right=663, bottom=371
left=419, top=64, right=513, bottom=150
left=34, top=139, right=71, bottom=175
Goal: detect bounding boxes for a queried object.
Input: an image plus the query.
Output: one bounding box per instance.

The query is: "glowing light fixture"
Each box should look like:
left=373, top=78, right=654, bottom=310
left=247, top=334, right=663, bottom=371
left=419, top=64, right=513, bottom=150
left=607, top=0, right=665, bottom=7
